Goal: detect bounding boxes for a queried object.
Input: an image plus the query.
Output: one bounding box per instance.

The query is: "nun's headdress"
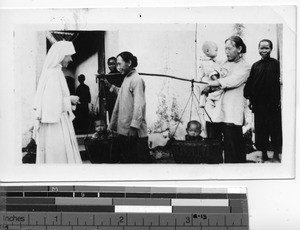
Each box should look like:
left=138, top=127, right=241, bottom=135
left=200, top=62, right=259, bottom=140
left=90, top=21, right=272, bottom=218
left=33, top=41, right=75, bottom=117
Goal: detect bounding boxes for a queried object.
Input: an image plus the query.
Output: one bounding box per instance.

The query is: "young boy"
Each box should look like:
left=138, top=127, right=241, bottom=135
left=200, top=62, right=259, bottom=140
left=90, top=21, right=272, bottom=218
left=91, top=120, right=108, bottom=140
left=185, top=120, right=203, bottom=141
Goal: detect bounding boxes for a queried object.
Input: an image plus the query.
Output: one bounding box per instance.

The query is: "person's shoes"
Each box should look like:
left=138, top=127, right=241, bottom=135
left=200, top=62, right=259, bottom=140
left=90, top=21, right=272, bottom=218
left=272, top=153, right=281, bottom=163
left=261, top=151, right=270, bottom=162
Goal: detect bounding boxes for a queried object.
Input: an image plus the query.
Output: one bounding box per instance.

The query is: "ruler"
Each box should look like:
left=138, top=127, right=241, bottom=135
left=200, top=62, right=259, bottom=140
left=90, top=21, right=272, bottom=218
left=0, top=186, right=248, bottom=230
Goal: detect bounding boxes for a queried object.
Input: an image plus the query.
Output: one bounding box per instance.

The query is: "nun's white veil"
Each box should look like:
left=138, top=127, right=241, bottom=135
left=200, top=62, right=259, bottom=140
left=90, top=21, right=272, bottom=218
left=33, top=41, right=75, bottom=119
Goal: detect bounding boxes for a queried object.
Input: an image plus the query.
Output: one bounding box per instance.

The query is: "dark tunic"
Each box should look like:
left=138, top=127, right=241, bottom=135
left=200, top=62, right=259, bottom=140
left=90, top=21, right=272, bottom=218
left=244, top=57, right=281, bottom=109
left=75, top=83, right=91, bottom=131
left=104, top=71, right=125, bottom=120
left=244, top=57, right=282, bottom=153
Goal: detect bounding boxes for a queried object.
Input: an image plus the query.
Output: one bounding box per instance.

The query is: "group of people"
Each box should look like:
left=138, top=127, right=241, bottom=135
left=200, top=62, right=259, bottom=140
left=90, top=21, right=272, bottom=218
left=197, top=36, right=282, bottom=163
left=32, top=35, right=282, bottom=164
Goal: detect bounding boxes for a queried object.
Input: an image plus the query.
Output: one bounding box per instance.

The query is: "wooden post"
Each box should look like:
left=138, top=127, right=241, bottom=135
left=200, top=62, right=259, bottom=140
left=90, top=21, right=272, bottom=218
left=97, top=32, right=107, bottom=126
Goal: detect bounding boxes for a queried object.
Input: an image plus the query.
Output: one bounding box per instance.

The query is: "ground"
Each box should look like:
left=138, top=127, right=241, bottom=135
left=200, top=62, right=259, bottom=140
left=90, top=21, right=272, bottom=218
left=22, top=135, right=281, bottom=164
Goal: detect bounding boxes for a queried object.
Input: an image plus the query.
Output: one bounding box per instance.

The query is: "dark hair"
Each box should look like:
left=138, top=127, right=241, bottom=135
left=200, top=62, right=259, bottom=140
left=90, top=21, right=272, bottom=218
left=117, top=51, right=138, bottom=68
left=187, top=120, right=201, bottom=130
left=107, top=57, right=116, bottom=64
left=78, top=74, right=85, bottom=82
left=225, top=36, right=247, bottom=53
left=259, top=39, right=273, bottom=50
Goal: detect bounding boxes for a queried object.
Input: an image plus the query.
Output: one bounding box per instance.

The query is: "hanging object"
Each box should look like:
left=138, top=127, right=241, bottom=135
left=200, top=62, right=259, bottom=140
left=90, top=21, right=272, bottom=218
left=46, top=31, right=79, bottom=44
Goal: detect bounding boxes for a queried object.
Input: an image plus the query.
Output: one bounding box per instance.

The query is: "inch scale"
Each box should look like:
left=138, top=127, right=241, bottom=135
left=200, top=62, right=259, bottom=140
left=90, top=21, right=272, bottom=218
left=0, top=186, right=249, bottom=230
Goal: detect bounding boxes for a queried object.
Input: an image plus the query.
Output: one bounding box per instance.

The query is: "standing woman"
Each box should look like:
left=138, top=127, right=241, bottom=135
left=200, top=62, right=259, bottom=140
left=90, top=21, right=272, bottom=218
left=33, top=41, right=82, bottom=164
left=109, top=51, right=151, bottom=163
left=204, top=36, right=251, bottom=163
left=244, top=39, right=282, bottom=162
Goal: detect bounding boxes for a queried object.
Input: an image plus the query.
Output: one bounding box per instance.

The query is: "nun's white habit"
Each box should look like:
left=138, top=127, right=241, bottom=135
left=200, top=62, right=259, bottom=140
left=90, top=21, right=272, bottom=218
left=33, top=41, right=82, bottom=164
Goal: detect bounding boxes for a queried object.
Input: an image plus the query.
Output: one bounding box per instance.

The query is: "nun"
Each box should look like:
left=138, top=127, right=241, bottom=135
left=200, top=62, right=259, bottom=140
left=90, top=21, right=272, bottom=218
left=33, top=41, right=82, bottom=164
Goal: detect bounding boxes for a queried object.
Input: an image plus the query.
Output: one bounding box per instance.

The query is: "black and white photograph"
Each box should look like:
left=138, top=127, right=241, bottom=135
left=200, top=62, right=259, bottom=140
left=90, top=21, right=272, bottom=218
left=0, top=6, right=296, bottom=181
left=19, top=24, right=283, bottom=165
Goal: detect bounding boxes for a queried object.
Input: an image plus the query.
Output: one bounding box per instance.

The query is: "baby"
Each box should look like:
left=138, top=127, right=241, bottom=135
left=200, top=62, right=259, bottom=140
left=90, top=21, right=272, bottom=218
left=198, top=41, right=228, bottom=108
left=185, top=120, right=203, bottom=141
left=91, top=120, right=108, bottom=140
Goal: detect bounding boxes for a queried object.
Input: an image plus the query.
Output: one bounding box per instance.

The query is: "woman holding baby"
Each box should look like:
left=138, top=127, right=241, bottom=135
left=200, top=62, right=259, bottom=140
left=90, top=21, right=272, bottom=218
left=203, top=36, right=251, bottom=163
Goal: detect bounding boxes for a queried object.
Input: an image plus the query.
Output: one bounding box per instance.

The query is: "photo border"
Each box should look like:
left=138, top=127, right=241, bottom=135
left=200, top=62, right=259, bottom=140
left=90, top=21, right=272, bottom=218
left=0, top=5, right=297, bottom=182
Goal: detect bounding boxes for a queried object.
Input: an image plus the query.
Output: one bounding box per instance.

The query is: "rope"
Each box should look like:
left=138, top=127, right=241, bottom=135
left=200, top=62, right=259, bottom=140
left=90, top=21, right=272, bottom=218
left=192, top=90, right=214, bottom=124
left=172, top=93, right=192, bottom=138
left=189, top=93, right=193, bottom=121
left=203, top=107, right=214, bottom=124
left=192, top=95, right=202, bottom=122
left=189, top=80, right=194, bottom=121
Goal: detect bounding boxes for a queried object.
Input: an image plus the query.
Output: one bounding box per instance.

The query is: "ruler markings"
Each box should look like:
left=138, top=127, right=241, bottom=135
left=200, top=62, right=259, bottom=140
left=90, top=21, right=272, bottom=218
left=1, top=213, right=246, bottom=226
left=0, top=186, right=248, bottom=229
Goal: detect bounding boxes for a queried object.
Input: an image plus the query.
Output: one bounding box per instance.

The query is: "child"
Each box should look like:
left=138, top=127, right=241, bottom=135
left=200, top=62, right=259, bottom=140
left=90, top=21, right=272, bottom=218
left=185, top=120, right=203, bottom=141
left=91, top=120, right=108, bottom=140
left=198, top=41, right=228, bottom=108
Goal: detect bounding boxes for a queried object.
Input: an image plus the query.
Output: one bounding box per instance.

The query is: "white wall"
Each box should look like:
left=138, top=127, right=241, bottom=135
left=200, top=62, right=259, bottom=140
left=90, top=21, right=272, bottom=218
left=105, top=31, right=119, bottom=73
left=15, top=29, right=47, bottom=147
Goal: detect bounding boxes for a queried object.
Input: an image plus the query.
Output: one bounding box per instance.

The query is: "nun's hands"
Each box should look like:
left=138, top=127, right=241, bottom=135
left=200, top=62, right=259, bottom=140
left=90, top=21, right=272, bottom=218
left=70, top=95, right=80, bottom=105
